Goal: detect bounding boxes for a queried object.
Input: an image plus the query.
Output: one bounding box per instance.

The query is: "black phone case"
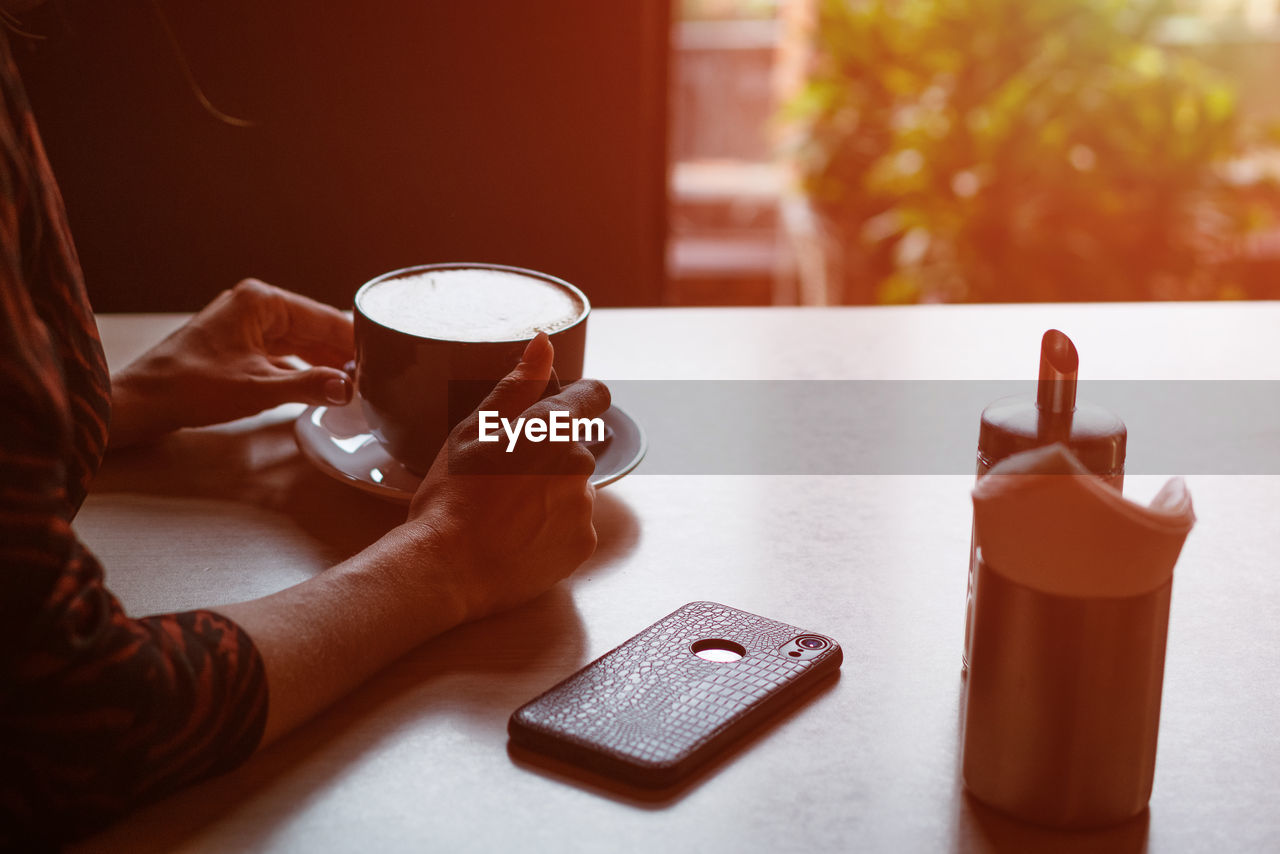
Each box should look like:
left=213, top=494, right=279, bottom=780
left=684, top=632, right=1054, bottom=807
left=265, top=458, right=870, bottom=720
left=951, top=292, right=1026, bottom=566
left=508, top=601, right=842, bottom=788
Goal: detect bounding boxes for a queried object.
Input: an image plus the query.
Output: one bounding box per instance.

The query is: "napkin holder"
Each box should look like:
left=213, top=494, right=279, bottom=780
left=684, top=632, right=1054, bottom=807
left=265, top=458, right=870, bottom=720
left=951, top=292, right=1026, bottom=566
left=961, top=445, right=1195, bottom=828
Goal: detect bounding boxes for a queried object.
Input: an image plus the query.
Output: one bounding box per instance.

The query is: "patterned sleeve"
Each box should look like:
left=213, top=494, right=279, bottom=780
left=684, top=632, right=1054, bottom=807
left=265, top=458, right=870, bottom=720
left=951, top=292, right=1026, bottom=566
left=0, top=34, right=268, bottom=847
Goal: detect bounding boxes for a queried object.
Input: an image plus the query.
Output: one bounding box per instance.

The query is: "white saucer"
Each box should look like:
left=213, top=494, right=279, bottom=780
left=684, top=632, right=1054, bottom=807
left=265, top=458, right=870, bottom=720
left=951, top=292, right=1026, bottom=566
left=295, top=393, right=646, bottom=502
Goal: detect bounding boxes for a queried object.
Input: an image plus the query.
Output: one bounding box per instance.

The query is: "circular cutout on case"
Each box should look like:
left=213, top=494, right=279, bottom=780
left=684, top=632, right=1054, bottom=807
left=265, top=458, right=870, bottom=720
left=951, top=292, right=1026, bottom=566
left=690, top=638, right=747, bottom=662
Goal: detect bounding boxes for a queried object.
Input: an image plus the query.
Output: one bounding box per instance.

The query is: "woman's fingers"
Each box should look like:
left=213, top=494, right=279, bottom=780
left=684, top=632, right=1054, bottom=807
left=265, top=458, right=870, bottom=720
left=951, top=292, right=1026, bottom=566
left=256, top=365, right=354, bottom=408
left=478, top=376, right=609, bottom=475
left=239, top=279, right=354, bottom=367
left=523, top=378, right=611, bottom=424
left=477, top=333, right=556, bottom=421
left=559, top=442, right=598, bottom=477
left=546, top=378, right=612, bottom=419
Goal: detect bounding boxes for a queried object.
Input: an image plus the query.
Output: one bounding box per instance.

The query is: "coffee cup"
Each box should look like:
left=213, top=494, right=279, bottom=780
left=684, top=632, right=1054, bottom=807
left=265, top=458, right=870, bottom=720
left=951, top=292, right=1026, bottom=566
left=353, top=262, right=590, bottom=474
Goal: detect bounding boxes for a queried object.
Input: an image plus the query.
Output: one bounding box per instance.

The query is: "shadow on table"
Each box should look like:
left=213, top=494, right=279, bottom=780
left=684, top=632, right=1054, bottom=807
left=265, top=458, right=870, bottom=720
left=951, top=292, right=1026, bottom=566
left=505, top=669, right=841, bottom=812
left=576, top=487, right=641, bottom=577
left=94, top=414, right=644, bottom=568
left=951, top=796, right=1149, bottom=854
left=75, top=589, right=589, bottom=853
left=947, top=677, right=1150, bottom=854
left=95, top=416, right=404, bottom=559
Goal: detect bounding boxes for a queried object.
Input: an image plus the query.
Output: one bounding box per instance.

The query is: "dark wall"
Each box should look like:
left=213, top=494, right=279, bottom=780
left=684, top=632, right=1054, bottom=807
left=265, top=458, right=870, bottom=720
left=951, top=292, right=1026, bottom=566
left=12, top=1, right=669, bottom=311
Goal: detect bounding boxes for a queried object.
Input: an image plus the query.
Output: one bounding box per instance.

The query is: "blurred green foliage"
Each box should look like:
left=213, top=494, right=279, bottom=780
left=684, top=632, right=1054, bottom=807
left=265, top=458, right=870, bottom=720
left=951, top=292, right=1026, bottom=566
left=788, top=0, right=1280, bottom=302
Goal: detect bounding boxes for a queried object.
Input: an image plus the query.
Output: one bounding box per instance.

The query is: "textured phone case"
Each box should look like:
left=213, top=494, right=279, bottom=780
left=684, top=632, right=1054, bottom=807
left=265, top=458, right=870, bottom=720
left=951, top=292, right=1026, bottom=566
left=508, top=601, right=842, bottom=787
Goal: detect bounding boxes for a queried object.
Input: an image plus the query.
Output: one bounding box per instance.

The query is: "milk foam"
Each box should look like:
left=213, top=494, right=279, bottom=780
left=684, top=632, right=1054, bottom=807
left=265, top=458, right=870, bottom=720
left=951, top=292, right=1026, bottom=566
left=358, top=268, right=584, bottom=341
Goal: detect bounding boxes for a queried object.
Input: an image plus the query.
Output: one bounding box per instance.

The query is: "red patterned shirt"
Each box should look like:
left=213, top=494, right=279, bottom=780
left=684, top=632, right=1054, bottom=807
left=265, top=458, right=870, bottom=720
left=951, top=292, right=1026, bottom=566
left=0, top=32, right=267, bottom=845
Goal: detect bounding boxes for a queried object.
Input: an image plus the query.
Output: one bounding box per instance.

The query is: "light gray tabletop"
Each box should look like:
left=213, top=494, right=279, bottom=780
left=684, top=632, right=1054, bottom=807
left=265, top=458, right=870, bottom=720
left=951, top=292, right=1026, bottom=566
left=74, top=304, right=1280, bottom=853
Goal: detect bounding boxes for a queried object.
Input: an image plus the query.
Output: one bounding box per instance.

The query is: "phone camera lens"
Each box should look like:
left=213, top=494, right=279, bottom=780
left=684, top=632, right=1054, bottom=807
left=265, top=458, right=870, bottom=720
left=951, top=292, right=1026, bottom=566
left=796, top=636, right=828, bottom=651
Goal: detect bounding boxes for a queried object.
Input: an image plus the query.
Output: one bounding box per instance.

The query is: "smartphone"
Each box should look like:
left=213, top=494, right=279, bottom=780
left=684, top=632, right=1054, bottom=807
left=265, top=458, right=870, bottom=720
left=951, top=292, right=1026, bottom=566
left=508, top=601, right=842, bottom=788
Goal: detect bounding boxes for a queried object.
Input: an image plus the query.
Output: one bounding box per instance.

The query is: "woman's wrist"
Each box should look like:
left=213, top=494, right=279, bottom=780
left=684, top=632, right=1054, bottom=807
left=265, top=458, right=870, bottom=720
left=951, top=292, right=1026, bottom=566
left=362, top=520, right=474, bottom=639
left=108, top=365, right=178, bottom=449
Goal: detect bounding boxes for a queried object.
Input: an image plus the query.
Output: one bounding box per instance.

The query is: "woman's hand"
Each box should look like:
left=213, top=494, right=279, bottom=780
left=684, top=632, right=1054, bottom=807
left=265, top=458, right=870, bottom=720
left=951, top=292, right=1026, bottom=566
left=406, top=332, right=611, bottom=622
left=216, top=332, right=611, bottom=744
left=109, top=279, right=353, bottom=448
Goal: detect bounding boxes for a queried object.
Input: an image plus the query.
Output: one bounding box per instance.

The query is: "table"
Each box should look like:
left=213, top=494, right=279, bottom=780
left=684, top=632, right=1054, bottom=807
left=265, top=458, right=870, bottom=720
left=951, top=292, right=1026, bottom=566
left=74, top=304, right=1280, bottom=853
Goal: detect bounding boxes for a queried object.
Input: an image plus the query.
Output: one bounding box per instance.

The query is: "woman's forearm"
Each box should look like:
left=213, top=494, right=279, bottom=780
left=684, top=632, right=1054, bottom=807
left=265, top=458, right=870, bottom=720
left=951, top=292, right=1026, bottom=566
left=214, top=524, right=467, bottom=746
